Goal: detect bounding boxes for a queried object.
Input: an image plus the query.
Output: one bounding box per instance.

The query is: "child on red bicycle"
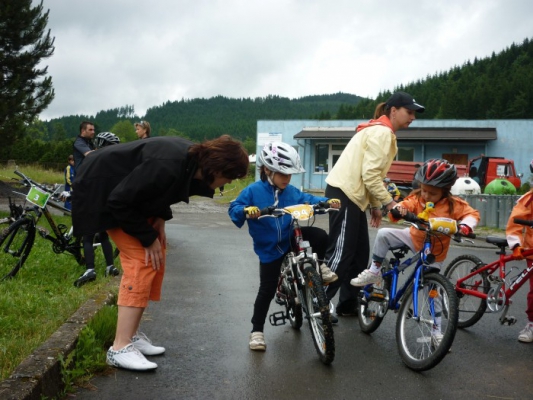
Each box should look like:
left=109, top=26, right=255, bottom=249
left=228, top=142, right=340, bottom=351
left=505, top=160, right=533, bottom=343
left=351, top=159, right=480, bottom=342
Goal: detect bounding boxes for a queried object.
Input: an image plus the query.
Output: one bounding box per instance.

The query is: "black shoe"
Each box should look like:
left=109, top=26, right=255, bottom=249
left=336, top=299, right=359, bottom=316
left=330, top=314, right=339, bottom=324
left=74, top=269, right=96, bottom=287
left=105, top=266, right=120, bottom=277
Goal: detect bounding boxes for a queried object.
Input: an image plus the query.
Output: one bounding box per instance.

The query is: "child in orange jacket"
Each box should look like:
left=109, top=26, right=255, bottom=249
left=506, top=161, right=533, bottom=343
left=351, top=159, right=480, bottom=285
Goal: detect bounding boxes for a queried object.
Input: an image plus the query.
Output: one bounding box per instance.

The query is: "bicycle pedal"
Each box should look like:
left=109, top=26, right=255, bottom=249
left=269, top=311, right=287, bottom=326
left=369, top=288, right=386, bottom=301
left=501, top=316, right=517, bottom=326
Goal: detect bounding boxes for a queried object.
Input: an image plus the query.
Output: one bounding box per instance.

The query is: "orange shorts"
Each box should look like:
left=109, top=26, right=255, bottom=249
left=107, top=227, right=166, bottom=308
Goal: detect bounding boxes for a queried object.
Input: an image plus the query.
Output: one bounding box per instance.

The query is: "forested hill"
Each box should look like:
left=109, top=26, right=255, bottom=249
left=340, top=37, right=533, bottom=120
left=41, top=93, right=364, bottom=143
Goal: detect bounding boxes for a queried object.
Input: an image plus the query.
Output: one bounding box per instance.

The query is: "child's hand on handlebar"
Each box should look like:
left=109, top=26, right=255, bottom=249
left=327, top=198, right=341, bottom=209
left=512, top=245, right=525, bottom=260
left=244, top=206, right=261, bottom=219
left=458, top=224, right=472, bottom=237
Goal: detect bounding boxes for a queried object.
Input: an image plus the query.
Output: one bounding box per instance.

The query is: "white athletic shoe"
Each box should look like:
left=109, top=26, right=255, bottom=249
left=106, top=344, right=158, bottom=370
left=132, top=332, right=166, bottom=355
left=249, top=332, right=266, bottom=351
left=518, top=324, right=533, bottom=343
left=350, top=269, right=382, bottom=287
left=320, top=263, right=338, bottom=283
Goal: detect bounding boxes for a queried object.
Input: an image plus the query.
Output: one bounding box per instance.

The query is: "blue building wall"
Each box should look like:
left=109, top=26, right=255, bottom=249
left=256, top=119, right=533, bottom=192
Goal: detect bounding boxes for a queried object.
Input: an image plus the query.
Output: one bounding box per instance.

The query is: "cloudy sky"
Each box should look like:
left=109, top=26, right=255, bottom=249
left=36, top=0, right=533, bottom=121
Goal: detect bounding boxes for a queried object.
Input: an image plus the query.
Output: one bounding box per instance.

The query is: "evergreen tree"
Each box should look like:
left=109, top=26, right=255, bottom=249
left=0, top=0, right=55, bottom=149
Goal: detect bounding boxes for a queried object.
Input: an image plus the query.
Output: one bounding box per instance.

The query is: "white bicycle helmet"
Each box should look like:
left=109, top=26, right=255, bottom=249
left=257, top=142, right=305, bottom=174
left=95, top=132, right=120, bottom=148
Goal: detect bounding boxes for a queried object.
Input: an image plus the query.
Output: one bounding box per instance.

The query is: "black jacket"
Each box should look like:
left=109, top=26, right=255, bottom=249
left=72, top=137, right=214, bottom=246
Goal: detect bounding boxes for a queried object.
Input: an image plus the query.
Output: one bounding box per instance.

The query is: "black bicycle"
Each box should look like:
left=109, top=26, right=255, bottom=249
left=0, top=170, right=85, bottom=280
left=255, top=202, right=337, bottom=364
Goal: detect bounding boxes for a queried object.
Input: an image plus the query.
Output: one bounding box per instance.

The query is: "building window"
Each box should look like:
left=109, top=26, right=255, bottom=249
left=315, top=144, right=329, bottom=172
left=397, top=147, right=414, bottom=161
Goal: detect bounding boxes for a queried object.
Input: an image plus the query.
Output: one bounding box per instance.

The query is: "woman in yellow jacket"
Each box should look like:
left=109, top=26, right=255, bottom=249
left=506, top=161, right=533, bottom=343
left=324, top=91, right=425, bottom=316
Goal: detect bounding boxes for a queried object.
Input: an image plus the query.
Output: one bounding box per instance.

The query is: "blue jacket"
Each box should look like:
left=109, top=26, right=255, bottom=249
left=228, top=179, right=328, bottom=263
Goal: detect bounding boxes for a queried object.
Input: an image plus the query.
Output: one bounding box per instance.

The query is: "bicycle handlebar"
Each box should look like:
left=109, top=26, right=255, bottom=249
left=389, top=208, right=476, bottom=240
left=514, top=218, right=533, bottom=227
left=248, top=202, right=338, bottom=219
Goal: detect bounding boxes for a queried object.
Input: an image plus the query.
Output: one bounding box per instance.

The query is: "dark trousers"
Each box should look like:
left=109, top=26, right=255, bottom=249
left=83, top=231, right=114, bottom=270
left=323, top=185, right=370, bottom=312
left=251, top=226, right=328, bottom=332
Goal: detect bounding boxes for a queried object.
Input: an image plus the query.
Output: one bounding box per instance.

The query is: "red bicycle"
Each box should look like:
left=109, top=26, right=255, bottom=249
left=444, top=218, right=533, bottom=328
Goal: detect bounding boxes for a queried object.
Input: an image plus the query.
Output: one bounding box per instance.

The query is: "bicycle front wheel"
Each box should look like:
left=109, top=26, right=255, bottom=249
left=0, top=218, right=36, bottom=280
left=444, top=255, right=488, bottom=328
left=396, top=273, right=458, bottom=371
left=303, top=265, right=335, bottom=364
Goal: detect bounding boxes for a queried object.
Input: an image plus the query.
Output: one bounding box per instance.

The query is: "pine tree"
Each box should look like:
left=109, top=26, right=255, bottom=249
left=0, top=0, right=55, bottom=149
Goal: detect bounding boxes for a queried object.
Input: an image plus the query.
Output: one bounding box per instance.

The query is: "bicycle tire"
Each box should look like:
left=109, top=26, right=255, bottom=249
left=281, top=260, right=303, bottom=329
left=358, top=260, right=391, bottom=333
left=0, top=218, right=36, bottom=280
left=396, top=272, right=458, bottom=371
left=444, top=254, right=489, bottom=328
left=303, top=265, right=335, bottom=364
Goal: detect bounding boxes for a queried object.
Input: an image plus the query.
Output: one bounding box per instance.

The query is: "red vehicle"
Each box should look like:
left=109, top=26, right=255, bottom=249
left=386, top=156, right=520, bottom=191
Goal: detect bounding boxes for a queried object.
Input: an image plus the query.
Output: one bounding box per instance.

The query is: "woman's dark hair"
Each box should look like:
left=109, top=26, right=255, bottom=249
left=189, top=135, right=249, bottom=185
left=373, top=102, right=391, bottom=119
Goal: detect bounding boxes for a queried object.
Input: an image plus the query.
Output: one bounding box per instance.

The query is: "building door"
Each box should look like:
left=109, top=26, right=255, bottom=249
left=442, top=153, right=468, bottom=166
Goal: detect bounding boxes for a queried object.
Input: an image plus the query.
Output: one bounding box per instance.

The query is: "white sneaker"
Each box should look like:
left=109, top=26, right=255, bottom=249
left=132, top=332, right=166, bottom=355
left=350, top=269, right=381, bottom=287
left=249, top=332, right=266, bottom=351
left=106, top=344, right=158, bottom=370
left=320, top=263, right=338, bottom=283
left=518, top=324, right=533, bottom=343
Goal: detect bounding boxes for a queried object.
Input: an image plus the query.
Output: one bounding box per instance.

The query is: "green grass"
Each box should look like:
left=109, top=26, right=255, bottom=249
left=0, top=201, right=119, bottom=381
left=0, top=164, right=65, bottom=186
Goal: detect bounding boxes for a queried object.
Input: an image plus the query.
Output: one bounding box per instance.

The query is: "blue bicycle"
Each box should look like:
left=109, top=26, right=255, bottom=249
left=357, top=209, right=471, bottom=371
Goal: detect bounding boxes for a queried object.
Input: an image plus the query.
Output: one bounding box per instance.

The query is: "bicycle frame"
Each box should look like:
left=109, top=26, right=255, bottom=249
left=455, top=243, right=533, bottom=311
left=364, top=235, right=437, bottom=318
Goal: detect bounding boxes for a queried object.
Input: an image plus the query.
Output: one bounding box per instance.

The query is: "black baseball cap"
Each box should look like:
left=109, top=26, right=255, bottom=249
left=385, top=91, right=425, bottom=113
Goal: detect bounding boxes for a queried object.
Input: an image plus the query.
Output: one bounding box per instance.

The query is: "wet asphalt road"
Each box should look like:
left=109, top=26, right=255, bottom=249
left=73, top=199, right=533, bottom=400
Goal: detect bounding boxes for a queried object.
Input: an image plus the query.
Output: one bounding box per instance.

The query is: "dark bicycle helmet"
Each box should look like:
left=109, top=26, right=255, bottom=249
left=414, top=158, right=458, bottom=188
left=257, top=142, right=305, bottom=174
left=94, top=132, right=120, bottom=149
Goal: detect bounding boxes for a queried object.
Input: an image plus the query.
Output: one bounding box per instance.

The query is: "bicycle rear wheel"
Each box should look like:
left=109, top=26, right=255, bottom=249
left=396, top=273, right=458, bottom=371
left=0, top=218, right=36, bottom=280
left=358, top=261, right=391, bottom=333
left=303, top=265, right=335, bottom=364
left=444, top=255, right=488, bottom=328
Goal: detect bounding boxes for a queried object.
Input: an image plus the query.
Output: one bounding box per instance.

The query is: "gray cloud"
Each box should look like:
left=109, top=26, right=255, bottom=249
left=36, top=0, right=533, bottom=120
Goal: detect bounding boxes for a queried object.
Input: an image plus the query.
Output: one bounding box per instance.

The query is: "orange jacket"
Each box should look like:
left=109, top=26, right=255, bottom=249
left=390, top=194, right=480, bottom=262
left=506, top=191, right=533, bottom=257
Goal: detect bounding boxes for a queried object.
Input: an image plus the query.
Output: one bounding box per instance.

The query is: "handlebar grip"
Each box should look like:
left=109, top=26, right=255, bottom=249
left=390, top=208, right=418, bottom=223
left=463, top=232, right=476, bottom=239
left=514, top=218, right=533, bottom=227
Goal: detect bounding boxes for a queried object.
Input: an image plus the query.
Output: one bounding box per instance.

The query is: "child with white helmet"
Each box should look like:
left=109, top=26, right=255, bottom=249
left=229, top=141, right=341, bottom=351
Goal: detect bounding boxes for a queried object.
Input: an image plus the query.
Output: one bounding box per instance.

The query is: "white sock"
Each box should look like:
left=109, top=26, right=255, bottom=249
left=368, top=262, right=381, bottom=274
